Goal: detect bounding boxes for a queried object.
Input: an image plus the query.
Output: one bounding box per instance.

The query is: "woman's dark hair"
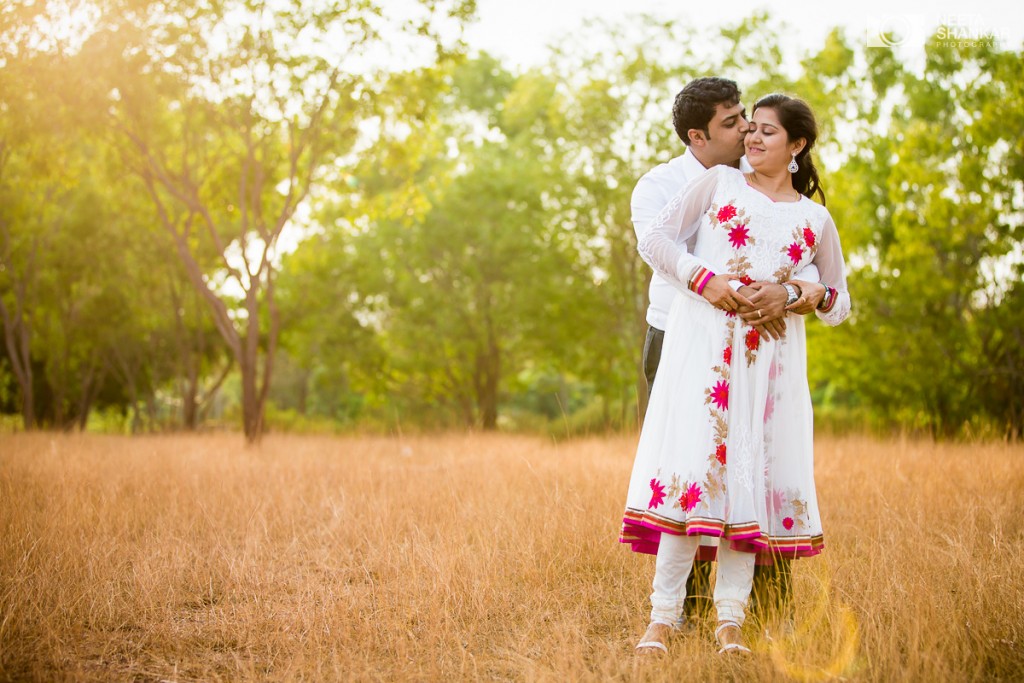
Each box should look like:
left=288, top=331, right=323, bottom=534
left=672, top=77, right=741, bottom=147
left=753, top=93, right=825, bottom=205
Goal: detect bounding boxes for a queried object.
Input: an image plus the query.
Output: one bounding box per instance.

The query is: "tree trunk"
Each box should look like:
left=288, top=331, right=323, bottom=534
left=197, top=358, right=232, bottom=425
left=146, top=392, right=158, bottom=431
left=297, top=366, right=309, bottom=416
left=479, top=364, right=498, bottom=430
left=0, top=280, right=36, bottom=430
left=52, top=371, right=68, bottom=430
left=476, top=311, right=500, bottom=430
left=74, top=356, right=103, bottom=431
left=182, top=355, right=199, bottom=430
left=240, top=354, right=263, bottom=442
left=130, top=401, right=142, bottom=434
left=20, top=379, right=34, bottom=430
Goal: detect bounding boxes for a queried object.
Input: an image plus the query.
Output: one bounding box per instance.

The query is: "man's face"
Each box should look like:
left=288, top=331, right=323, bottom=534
left=701, top=101, right=748, bottom=165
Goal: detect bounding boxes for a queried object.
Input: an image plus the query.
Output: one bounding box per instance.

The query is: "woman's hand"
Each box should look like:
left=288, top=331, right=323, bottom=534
left=702, top=273, right=753, bottom=312
left=785, top=280, right=826, bottom=314
left=737, top=283, right=787, bottom=340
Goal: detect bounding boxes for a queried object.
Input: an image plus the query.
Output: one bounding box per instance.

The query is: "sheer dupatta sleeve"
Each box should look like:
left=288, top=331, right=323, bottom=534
left=812, top=212, right=851, bottom=326
left=636, top=165, right=723, bottom=294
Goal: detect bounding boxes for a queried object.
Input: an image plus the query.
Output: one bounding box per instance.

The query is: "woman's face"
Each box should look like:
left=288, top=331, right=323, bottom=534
left=744, top=107, right=803, bottom=172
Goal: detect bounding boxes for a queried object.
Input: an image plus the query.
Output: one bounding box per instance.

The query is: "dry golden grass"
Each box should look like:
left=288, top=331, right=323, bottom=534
left=1, top=432, right=1023, bottom=682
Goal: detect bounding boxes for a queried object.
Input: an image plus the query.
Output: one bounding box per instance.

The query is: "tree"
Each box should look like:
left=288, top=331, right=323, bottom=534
left=73, top=0, right=475, bottom=441
left=819, top=35, right=1024, bottom=437
left=321, top=57, right=585, bottom=429
left=0, top=40, right=84, bottom=429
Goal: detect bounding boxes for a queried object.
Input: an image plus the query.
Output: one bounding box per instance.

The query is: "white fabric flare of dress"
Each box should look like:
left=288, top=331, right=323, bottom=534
left=620, top=165, right=851, bottom=563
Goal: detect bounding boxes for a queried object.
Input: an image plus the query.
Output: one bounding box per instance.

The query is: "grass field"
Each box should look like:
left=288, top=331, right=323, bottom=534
left=1, top=432, right=1023, bottom=681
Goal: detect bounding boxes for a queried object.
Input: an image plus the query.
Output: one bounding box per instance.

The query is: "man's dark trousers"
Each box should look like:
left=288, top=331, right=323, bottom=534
left=643, top=325, right=792, bottom=625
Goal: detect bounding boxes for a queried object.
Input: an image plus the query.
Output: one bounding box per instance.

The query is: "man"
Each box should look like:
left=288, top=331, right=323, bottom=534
left=631, top=77, right=824, bottom=638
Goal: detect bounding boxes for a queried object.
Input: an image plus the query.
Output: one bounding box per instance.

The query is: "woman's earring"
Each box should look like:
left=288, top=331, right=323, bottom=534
left=788, top=153, right=799, bottom=174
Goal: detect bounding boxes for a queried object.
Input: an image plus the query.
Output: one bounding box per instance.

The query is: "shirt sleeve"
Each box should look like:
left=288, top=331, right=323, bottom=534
left=636, top=166, right=721, bottom=292
left=812, top=212, right=851, bottom=326
left=630, top=174, right=666, bottom=242
left=792, top=262, right=820, bottom=284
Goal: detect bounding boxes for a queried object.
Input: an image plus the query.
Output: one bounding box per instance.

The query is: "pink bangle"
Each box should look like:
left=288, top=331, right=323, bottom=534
left=818, top=285, right=838, bottom=312
left=689, top=267, right=715, bottom=295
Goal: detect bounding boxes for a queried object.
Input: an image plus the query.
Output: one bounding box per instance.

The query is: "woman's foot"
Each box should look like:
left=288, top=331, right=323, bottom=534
left=715, top=620, right=751, bottom=655
left=635, top=622, right=674, bottom=656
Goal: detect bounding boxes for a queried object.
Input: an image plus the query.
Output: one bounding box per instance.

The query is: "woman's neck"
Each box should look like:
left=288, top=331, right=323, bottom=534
left=747, top=170, right=799, bottom=201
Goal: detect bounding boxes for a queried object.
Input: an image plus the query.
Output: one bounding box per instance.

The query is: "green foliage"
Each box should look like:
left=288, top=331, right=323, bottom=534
left=1, top=8, right=1021, bottom=438
left=817, top=31, right=1024, bottom=438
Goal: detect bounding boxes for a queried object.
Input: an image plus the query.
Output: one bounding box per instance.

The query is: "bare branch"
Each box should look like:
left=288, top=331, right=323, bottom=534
left=140, top=172, right=242, bottom=359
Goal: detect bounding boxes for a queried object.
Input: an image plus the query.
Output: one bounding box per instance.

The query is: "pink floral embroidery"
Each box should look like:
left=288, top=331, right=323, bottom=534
left=764, top=394, right=775, bottom=422
left=745, top=328, right=760, bottom=351
left=717, top=205, right=737, bottom=223
left=803, top=227, right=816, bottom=248
left=769, top=489, right=787, bottom=516
left=715, top=443, right=727, bottom=465
left=649, top=478, right=666, bottom=509
left=725, top=310, right=737, bottom=318
left=710, top=380, right=729, bottom=410
left=728, top=224, right=750, bottom=248
left=782, top=517, right=795, bottom=530
left=723, top=346, right=732, bottom=366
left=680, top=482, right=703, bottom=512
left=786, top=242, right=804, bottom=264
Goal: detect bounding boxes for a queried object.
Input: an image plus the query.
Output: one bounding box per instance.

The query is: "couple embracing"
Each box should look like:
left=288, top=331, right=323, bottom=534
left=619, top=78, right=851, bottom=655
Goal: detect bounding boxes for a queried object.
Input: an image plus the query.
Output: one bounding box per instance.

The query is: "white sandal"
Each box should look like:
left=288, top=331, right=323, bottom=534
left=635, top=622, right=674, bottom=655
left=715, top=621, right=751, bottom=655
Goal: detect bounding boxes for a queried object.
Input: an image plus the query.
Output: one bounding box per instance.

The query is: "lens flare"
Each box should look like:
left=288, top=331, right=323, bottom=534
left=765, top=560, right=862, bottom=681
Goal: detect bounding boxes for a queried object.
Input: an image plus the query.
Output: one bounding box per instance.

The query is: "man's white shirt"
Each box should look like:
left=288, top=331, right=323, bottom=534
left=631, top=150, right=817, bottom=330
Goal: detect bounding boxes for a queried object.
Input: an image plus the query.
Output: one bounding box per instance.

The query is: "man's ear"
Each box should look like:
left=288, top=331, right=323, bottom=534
left=687, top=129, right=708, bottom=147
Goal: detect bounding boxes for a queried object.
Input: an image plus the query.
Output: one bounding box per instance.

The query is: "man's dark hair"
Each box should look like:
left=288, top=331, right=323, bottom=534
left=672, top=77, right=741, bottom=146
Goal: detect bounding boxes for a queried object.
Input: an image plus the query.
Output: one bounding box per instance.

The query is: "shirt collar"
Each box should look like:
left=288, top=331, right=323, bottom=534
left=678, top=149, right=752, bottom=176
left=678, top=148, right=709, bottom=178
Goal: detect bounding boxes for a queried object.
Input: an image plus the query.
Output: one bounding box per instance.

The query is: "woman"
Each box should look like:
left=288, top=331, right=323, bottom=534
left=619, top=94, right=850, bottom=655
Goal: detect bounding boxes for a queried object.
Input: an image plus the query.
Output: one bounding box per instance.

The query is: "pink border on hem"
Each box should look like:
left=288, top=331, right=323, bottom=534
left=619, top=517, right=824, bottom=565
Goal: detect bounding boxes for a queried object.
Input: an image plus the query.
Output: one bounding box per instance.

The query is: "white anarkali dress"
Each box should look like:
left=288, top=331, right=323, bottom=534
left=620, top=165, right=851, bottom=562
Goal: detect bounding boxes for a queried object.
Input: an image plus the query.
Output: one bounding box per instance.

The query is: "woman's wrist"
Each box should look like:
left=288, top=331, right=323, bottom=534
left=817, top=285, right=838, bottom=312
left=688, top=266, right=715, bottom=295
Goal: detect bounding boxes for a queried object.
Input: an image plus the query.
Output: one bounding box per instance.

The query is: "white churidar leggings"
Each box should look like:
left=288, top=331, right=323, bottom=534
left=650, top=532, right=755, bottom=626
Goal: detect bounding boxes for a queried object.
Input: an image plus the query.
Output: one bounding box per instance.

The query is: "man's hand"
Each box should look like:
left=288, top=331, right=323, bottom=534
left=701, top=273, right=753, bottom=312
left=737, top=282, right=787, bottom=340
left=785, top=280, right=826, bottom=315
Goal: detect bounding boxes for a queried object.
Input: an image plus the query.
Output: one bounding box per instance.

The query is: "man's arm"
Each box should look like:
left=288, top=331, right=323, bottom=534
left=634, top=168, right=719, bottom=293
left=631, top=173, right=670, bottom=241
left=634, top=168, right=752, bottom=311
